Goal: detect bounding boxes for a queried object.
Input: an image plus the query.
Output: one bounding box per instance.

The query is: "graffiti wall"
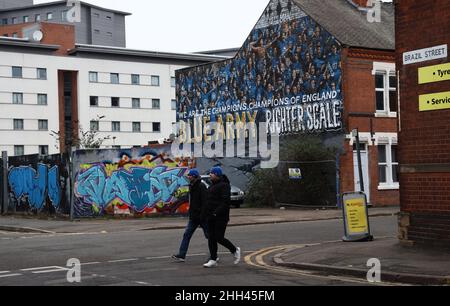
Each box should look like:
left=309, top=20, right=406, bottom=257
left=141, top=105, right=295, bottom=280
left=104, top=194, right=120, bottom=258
left=72, top=146, right=195, bottom=218
left=176, top=0, right=343, bottom=140
left=7, top=154, right=70, bottom=215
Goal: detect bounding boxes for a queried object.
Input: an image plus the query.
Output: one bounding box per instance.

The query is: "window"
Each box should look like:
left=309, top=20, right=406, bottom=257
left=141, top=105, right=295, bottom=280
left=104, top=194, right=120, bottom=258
left=90, top=121, right=99, bottom=131
left=374, top=68, right=397, bottom=114
left=23, top=16, right=29, bottom=23
left=106, top=16, right=112, bottom=20
left=152, top=99, right=160, bottom=109
left=110, top=73, right=119, bottom=84
left=13, top=93, right=23, bottom=104
left=39, top=145, right=48, bottom=156
left=12, top=32, right=18, bottom=38
left=111, top=97, right=120, bottom=107
left=90, top=96, right=99, bottom=107
left=151, top=75, right=160, bottom=86
left=131, top=74, right=140, bottom=85
left=378, top=144, right=399, bottom=188
left=132, top=98, right=140, bottom=109
left=171, top=77, right=176, bottom=88
left=38, top=120, right=48, bottom=131
left=93, top=13, right=100, bottom=18
left=171, top=99, right=177, bottom=110
left=1, top=18, right=7, bottom=25
left=89, top=71, right=98, bottom=83
left=132, top=122, right=141, bottom=133
left=106, top=32, right=113, bottom=37
left=38, top=94, right=47, bottom=105
left=12, top=66, right=22, bottom=78
left=14, top=145, right=24, bottom=156
left=12, top=17, right=17, bottom=24
left=47, top=12, right=53, bottom=20
left=112, top=121, right=121, bottom=132
left=35, top=14, right=41, bottom=22
left=13, top=119, right=24, bottom=130
left=61, top=11, right=68, bottom=22
left=94, top=29, right=100, bottom=34
left=37, top=68, right=47, bottom=80
left=153, top=122, right=161, bottom=132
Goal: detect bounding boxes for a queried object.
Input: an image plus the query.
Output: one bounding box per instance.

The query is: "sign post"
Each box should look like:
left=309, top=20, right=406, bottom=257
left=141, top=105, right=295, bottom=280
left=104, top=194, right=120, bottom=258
left=342, top=192, right=373, bottom=242
left=288, top=168, right=302, bottom=180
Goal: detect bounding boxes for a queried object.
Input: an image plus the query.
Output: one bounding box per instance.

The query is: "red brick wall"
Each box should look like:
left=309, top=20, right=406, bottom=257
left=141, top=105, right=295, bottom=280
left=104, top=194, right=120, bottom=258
left=396, top=0, right=450, bottom=247
left=340, top=48, right=399, bottom=206
left=0, top=22, right=75, bottom=55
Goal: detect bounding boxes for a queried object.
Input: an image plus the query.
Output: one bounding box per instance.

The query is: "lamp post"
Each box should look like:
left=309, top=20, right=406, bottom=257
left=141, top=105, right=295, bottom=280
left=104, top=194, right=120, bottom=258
left=352, top=128, right=365, bottom=193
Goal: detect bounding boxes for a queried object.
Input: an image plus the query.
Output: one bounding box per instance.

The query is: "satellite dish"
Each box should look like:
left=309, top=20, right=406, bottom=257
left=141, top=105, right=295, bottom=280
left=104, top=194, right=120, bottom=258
left=32, top=30, right=43, bottom=42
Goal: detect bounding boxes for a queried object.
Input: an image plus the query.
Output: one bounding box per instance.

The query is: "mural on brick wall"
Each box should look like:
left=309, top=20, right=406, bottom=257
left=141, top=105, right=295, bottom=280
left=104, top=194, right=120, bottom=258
left=177, top=0, right=343, bottom=139
left=7, top=154, right=70, bottom=215
left=72, top=146, right=195, bottom=218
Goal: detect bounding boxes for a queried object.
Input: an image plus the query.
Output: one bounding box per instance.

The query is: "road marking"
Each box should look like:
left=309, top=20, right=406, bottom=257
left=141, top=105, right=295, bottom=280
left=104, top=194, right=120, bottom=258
left=0, top=273, right=22, bottom=278
left=0, top=271, right=11, bottom=274
left=32, top=268, right=68, bottom=274
left=245, top=245, right=404, bottom=286
left=81, top=262, right=101, bottom=266
left=108, top=259, right=139, bottom=263
left=21, top=266, right=64, bottom=272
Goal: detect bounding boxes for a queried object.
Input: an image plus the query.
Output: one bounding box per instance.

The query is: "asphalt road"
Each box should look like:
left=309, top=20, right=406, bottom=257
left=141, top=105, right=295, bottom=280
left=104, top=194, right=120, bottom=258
left=0, top=216, right=398, bottom=286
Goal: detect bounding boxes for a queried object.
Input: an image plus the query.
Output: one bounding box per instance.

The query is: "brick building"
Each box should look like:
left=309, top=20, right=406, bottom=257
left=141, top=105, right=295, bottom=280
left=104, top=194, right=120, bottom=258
left=176, top=0, right=398, bottom=207
left=396, top=0, right=450, bottom=247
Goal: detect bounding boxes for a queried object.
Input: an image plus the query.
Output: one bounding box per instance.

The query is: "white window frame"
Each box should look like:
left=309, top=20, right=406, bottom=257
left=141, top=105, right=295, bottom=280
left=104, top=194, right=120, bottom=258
left=89, top=71, right=98, bottom=83
left=37, top=94, right=47, bottom=105
left=372, top=62, right=397, bottom=118
left=375, top=134, right=399, bottom=190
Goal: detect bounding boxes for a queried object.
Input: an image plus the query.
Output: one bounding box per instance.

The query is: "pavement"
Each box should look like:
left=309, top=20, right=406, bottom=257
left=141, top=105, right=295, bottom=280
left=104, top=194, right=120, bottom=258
left=0, top=206, right=399, bottom=234
left=273, top=237, right=450, bottom=285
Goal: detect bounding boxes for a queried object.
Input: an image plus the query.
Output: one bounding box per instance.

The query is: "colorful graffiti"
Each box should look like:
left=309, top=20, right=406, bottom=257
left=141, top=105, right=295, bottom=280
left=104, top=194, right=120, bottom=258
left=8, top=164, right=61, bottom=210
left=72, top=149, right=194, bottom=218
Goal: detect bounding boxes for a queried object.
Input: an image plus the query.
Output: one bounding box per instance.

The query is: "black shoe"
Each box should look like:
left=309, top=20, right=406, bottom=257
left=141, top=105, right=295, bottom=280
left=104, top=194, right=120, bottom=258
left=172, top=254, right=185, bottom=262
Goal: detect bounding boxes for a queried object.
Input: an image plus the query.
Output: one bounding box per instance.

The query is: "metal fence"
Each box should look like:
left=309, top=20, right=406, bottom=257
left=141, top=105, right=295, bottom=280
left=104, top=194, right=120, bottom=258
left=272, top=159, right=339, bottom=207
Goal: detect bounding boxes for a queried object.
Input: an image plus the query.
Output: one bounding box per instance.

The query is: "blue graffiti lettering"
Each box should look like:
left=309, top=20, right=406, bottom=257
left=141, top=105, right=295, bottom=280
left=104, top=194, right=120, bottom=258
left=75, top=166, right=189, bottom=212
left=48, top=166, right=61, bottom=208
left=8, top=164, right=57, bottom=210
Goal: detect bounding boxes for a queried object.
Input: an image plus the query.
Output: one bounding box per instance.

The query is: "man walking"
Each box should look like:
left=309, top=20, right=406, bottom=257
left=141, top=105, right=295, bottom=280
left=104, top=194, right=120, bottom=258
left=172, top=169, right=208, bottom=262
left=203, top=167, right=241, bottom=268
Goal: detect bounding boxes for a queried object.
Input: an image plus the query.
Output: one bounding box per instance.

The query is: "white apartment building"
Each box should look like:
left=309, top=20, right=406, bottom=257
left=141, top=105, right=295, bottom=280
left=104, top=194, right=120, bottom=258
left=0, top=38, right=225, bottom=156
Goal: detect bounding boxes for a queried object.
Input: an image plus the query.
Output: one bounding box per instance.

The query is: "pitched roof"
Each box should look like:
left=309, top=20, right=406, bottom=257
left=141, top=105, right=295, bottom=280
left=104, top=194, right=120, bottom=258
left=293, top=0, right=394, bottom=50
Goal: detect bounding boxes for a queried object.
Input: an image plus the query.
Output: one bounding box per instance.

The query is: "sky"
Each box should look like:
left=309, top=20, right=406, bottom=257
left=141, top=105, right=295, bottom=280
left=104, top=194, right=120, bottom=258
left=34, top=0, right=270, bottom=53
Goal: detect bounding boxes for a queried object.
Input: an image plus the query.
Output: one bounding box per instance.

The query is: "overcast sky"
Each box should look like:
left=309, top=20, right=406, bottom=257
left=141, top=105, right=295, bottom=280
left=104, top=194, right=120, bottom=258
left=34, top=0, right=270, bottom=53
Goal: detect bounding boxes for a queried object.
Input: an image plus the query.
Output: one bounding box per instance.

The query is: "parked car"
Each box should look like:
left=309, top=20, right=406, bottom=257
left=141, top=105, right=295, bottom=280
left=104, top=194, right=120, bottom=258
left=200, top=175, right=245, bottom=208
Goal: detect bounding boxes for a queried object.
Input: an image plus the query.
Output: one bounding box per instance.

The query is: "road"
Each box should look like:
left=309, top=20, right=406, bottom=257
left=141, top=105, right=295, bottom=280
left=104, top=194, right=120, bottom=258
left=0, top=216, right=397, bottom=286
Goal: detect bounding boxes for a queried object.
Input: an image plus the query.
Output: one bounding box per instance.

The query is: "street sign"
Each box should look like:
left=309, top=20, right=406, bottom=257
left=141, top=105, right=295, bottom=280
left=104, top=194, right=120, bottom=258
left=419, top=91, right=450, bottom=112
left=418, top=62, right=450, bottom=84
left=403, top=44, right=447, bottom=65
left=342, top=192, right=373, bottom=242
left=288, top=168, right=302, bottom=180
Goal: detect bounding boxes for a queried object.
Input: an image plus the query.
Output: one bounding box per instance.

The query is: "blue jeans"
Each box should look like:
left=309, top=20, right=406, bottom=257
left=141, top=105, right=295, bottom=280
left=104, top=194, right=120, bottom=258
left=178, top=219, right=208, bottom=259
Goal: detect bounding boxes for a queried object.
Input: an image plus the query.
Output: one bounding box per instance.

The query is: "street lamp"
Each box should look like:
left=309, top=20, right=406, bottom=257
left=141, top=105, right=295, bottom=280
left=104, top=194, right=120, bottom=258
left=352, top=128, right=365, bottom=193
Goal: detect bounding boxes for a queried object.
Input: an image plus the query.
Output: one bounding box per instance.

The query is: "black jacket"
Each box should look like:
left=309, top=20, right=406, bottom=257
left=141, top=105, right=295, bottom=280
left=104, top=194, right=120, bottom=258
left=189, top=178, right=208, bottom=223
left=206, top=175, right=231, bottom=222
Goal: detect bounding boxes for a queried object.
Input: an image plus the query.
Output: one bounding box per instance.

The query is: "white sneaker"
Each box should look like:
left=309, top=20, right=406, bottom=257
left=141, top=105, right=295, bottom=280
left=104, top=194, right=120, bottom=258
left=234, top=247, right=241, bottom=265
left=203, top=260, right=218, bottom=268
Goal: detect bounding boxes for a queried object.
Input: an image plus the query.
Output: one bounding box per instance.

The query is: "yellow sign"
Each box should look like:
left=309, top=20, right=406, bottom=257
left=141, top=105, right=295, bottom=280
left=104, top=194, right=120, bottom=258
left=344, top=198, right=369, bottom=235
left=418, top=63, right=450, bottom=84
left=419, top=91, right=450, bottom=112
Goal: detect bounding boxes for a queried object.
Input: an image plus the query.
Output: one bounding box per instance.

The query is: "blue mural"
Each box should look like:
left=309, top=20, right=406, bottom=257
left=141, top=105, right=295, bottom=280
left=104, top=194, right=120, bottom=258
left=176, top=0, right=343, bottom=137
left=8, top=164, right=61, bottom=210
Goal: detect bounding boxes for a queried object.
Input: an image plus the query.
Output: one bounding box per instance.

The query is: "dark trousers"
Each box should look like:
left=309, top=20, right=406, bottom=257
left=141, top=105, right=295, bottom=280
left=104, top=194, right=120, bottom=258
left=178, top=219, right=208, bottom=259
left=207, top=218, right=237, bottom=261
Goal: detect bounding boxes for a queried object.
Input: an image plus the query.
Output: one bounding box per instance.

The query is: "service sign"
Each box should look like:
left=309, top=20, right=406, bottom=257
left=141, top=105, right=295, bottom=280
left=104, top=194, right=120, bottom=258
left=342, top=192, right=372, bottom=242
left=403, top=44, right=447, bottom=65
left=419, top=91, right=450, bottom=112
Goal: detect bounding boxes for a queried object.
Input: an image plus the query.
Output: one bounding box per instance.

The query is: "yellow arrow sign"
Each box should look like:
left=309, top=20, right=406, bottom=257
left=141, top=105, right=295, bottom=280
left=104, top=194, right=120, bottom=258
left=419, top=91, right=450, bottom=111
left=419, top=63, right=450, bottom=84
